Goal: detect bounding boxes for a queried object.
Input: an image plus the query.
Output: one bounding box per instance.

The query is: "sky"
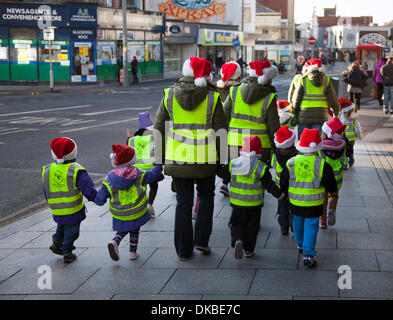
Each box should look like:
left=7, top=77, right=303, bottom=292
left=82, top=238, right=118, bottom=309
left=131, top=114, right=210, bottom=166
left=294, top=0, right=393, bottom=25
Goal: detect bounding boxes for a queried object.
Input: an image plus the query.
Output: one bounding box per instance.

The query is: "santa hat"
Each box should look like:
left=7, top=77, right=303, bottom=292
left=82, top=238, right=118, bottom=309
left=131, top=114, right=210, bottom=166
left=50, top=137, right=77, bottom=164
left=274, top=126, right=296, bottom=149
left=248, top=60, right=278, bottom=85
left=216, top=62, right=241, bottom=88
left=339, top=98, right=355, bottom=112
left=277, top=100, right=291, bottom=113
left=304, top=58, right=325, bottom=73
left=322, top=116, right=347, bottom=140
left=296, top=128, right=322, bottom=153
left=182, top=56, right=212, bottom=87
left=110, top=144, right=137, bottom=168
left=240, top=136, right=263, bottom=157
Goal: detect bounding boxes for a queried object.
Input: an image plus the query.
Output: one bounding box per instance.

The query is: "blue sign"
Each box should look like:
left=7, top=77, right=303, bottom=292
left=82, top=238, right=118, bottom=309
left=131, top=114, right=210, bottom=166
left=233, top=37, right=240, bottom=48
left=169, top=25, right=182, bottom=34
left=68, top=3, right=97, bottom=28
left=172, top=0, right=213, bottom=10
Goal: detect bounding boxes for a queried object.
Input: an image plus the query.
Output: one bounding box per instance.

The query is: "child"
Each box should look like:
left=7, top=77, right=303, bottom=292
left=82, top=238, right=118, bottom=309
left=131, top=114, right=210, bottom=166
left=229, top=136, right=285, bottom=259
left=271, top=126, right=298, bottom=235
left=126, top=111, right=164, bottom=217
left=95, top=144, right=162, bottom=261
left=42, top=137, right=97, bottom=263
left=339, top=98, right=362, bottom=167
left=277, top=100, right=295, bottom=128
left=280, top=128, right=337, bottom=267
left=319, top=117, right=347, bottom=229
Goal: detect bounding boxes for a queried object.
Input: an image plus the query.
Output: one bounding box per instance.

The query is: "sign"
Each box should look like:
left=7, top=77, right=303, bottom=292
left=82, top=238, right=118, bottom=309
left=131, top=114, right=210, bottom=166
left=232, top=37, right=240, bottom=48
left=79, top=47, right=88, bottom=56
left=308, top=37, right=316, bottom=45
left=43, top=28, right=54, bottom=41
left=359, top=33, right=387, bottom=46
left=71, top=29, right=96, bottom=41
left=169, top=25, right=181, bottom=34
left=68, top=3, right=97, bottom=27
left=200, top=29, right=244, bottom=46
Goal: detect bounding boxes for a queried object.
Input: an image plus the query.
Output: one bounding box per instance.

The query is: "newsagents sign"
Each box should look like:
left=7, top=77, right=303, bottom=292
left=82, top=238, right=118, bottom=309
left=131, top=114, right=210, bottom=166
left=68, top=3, right=97, bottom=27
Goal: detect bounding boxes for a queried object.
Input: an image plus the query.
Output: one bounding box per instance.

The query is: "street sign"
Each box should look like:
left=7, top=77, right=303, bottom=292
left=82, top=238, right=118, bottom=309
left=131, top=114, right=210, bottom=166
left=43, top=28, right=54, bottom=41
left=308, top=37, right=316, bottom=46
left=233, top=37, right=240, bottom=48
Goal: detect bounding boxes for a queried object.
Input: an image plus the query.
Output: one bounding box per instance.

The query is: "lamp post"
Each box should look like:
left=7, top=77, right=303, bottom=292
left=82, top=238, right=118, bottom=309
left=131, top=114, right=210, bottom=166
left=122, top=0, right=129, bottom=87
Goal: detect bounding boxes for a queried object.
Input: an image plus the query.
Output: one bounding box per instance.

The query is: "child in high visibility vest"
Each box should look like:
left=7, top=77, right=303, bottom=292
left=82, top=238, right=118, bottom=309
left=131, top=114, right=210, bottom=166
left=43, top=137, right=97, bottom=263
left=277, top=100, right=295, bottom=128
left=229, top=136, right=285, bottom=259
left=339, top=98, right=362, bottom=168
left=271, top=126, right=298, bottom=235
left=95, top=144, right=162, bottom=261
left=280, top=129, right=337, bottom=268
left=319, top=117, right=347, bottom=229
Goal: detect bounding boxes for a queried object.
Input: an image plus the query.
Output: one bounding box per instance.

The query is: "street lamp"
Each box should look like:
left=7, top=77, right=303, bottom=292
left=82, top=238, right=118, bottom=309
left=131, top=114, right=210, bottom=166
left=122, top=0, right=129, bottom=87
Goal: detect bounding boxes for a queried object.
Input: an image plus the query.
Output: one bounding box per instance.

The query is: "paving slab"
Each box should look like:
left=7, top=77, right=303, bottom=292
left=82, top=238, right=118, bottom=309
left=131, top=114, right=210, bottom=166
left=330, top=218, right=370, bottom=233
left=201, top=295, right=293, bottom=300
left=335, top=206, right=393, bottom=219
left=112, top=294, right=202, bottom=300
left=0, top=231, right=44, bottom=249
left=0, top=295, right=25, bottom=300
left=361, top=196, right=392, bottom=208
left=0, top=265, right=22, bottom=283
left=375, top=250, right=393, bottom=272
left=0, top=249, right=15, bottom=260
left=22, top=294, right=113, bottom=300
left=337, top=232, right=393, bottom=250
left=23, top=218, right=56, bottom=232
left=367, top=218, right=393, bottom=233
left=138, top=231, right=174, bottom=248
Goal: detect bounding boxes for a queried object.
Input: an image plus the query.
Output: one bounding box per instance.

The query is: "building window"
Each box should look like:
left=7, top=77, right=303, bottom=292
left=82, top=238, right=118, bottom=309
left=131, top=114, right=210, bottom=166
left=126, top=0, right=139, bottom=9
left=105, top=0, right=113, bottom=7
left=243, top=7, right=251, bottom=23
left=263, top=29, right=269, bottom=35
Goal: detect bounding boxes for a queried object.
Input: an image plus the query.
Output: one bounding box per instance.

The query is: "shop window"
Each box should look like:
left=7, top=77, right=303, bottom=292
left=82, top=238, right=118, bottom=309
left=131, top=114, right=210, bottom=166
left=0, top=41, right=8, bottom=62
left=164, top=44, right=182, bottom=72
left=128, top=41, right=145, bottom=62
left=10, top=40, right=37, bottom=64
left=146, top=41, right=161, bottom=62
left=72, top=42, right=96, bottom=82
left=125, top=0, right=139, bottom=9
left=97, top=42, right=117, bottom=65
left=39, top=45, right=69, bottom=65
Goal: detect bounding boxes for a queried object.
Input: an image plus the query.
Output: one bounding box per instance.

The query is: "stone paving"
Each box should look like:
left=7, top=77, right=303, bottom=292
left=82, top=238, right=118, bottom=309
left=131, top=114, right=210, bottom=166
left=0, top=102, right=393, bottom=300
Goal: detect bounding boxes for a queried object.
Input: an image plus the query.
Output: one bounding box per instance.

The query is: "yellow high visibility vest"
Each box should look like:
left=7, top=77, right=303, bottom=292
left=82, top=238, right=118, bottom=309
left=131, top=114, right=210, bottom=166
left=345, top=121, right=357, bottom=141
left=300, top=76, right=330, bottom=110
left=128, top=134, right=154, bottom=170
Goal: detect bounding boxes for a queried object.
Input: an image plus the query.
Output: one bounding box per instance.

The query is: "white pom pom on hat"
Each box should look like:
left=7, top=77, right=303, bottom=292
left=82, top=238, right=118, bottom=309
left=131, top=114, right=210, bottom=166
left=182, top=56, right=212, bottom=88
left=248, top=60, right=278, bottom=85
left=50, top=137, right=78, bottom=164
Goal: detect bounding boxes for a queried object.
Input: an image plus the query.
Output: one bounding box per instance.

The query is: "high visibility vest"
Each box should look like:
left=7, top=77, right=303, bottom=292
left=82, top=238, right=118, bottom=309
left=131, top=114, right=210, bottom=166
left=300, top=76, right=330, bottom=110
left=163, top=87, right=219, bottom=164
left=287, top=155, right=326, bottom=207
left=128, top=134, right=154, bottom=170
left=320, top=151, right=346, bottom=190
left=229, top=159, right=268, bottom=207
left=102, top=171, right=148, bottom=222
left=42, top=162, right=85, bottom=216
left=345, top=121, right=357, bottom=142
left=228, top=85, right=275, bottom=148
left=271, top=153, right=283, bottom=187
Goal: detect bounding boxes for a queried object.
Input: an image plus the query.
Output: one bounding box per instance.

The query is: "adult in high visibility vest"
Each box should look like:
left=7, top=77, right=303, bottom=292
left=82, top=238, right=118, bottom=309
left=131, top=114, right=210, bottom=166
left=288, top=65, right=305, bottom=106
left=95, top=144, right=163, bottom=261
left=153, top=56, right=227, bottom=260
left=280, top=128, right=337, bottom=268
left=223, top=59, right=280, bottom=164
left=42, top=137, right=97, bottom=263
left=126, top=112, right=164, bottom=217
left=229, top=136, right=285, bottom=259
left=291, top=59, right=340, bottom=137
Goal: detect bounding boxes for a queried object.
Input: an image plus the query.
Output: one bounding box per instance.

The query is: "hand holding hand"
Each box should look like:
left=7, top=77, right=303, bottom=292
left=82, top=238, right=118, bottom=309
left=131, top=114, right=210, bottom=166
left=126, top=129, right=132, bottom=138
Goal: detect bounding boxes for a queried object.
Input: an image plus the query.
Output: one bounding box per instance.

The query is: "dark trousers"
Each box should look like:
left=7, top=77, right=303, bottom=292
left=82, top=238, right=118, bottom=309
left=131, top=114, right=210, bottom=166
left=132, top=71, right=138, bottom=84
left=173, top=176, right=215, bottom=258
left=52, top=223, right=80, bottom=254
left=277, top=199, right=293, bottom=232
left=377, top=83, right=384, bottom=106
left=229, top=206, right=262, bottom=253
left=350, top=92, right=361, bottom=110
left=148, top=181, right=158, bottom=205
left=113, top=229, right=140, bottom=252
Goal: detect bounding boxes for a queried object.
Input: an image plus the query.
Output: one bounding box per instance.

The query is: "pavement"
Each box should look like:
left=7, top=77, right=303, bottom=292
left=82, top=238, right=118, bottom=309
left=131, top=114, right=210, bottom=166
left=1, top=97, right=393, bottom=301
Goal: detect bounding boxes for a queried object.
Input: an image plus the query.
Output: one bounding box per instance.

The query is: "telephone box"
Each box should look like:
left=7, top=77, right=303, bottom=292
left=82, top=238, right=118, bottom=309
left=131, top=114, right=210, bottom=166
left=357, top=42, right=385, bottom=74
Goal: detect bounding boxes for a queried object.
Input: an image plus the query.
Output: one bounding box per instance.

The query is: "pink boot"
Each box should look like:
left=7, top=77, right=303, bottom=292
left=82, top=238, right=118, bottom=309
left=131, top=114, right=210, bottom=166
left=130, top=252, right=139, bottom=260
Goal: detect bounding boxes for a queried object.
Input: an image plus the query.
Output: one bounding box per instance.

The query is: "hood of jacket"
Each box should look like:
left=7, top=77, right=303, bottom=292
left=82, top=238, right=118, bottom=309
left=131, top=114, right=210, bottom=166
left=173, top=76, right=210, bottom=111
left=107, top=166, right=141, bottom=190
left=238, top=77, right=276, bottom=104
left=231, top=154, right=259, bottom=176
left=305, top=70, right=325, bottom=87
left=321, top=139, right=345, bottom=159
left=276, top=146, right=298, bottom=168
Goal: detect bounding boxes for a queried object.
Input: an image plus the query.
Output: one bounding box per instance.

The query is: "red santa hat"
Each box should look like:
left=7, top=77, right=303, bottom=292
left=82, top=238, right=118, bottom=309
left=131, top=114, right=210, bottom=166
left=50, top=137, right=77, bottom=164
left=240, top=136, right=263, bottom=157
left=274, top=126, right=296, bottom=149
left=277, top=100, right=291, bottom=113
left=110, top=144, right=137, bottom=168
left=216, top=62, right=241, bottom=88
left=296, top=128, right=323, bottom=153
left=182, top=56, right=212, bottom=87
left=248, top=60, right=278, bottom=85
left=304, top=58, right=325, bottom=73
left=322, top=116, right=347, bottom=140
left=339, top=98, right=355, bottom=112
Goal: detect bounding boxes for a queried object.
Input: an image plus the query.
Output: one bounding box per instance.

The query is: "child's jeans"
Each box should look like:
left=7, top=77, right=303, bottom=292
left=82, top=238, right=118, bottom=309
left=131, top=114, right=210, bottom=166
left=321, top=191, right=339, bottom=223
left=277, top=198, right=293, bottom=232
left=113, top=228, right=140, bottom=252
left=52, top=223, right=80, bottom=254
left=348, top=141, right=355, bottom=166
left=292, top=215, right=319, bottom=256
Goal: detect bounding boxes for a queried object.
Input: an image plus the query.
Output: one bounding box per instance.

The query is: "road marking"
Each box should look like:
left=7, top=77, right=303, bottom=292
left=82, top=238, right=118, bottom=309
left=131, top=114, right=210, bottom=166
left=0, top=105, right=92, bottom=117
left=80, top=106, right=153, bottom=116
left=0, top=128, right=39, bottom=135
left=0, top=127, right=19, bottom=132
left=60, top=117, right=138, bottom=133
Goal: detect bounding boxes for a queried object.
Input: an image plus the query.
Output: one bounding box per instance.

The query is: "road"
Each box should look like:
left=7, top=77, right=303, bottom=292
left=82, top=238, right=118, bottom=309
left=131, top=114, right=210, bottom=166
left=0, top=76, right=292, bottom=226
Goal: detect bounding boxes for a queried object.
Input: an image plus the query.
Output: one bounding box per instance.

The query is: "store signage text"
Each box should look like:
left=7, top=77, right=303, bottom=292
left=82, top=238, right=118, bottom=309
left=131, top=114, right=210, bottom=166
left=358, top=33, right=387, bottom=46
left=71, top=29, right=95, bottom=41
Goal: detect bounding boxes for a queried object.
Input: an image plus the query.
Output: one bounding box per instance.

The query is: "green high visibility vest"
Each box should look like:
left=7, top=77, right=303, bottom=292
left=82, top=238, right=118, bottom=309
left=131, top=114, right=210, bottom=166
left=42, top=162, right=85, bottom=216
left=300, top=76, right=330, bottom=110
left=229, top=159, right=268, bottom=207
left=319, top=151, right=346, bottom=190
left=287, top=155, right=326, bottom=207
left=102, top=171, right=148, bottom=221
left=271, top=153, right=283, bottom=187
left=163, top=87, right=220, bottom=164
left=345, top=121, right=357, bottom=142
left=128, top=134, right=154, bottom=170
left=228, top=85, right=275, bottom=148
left=288, top=74, right=302, bottom=105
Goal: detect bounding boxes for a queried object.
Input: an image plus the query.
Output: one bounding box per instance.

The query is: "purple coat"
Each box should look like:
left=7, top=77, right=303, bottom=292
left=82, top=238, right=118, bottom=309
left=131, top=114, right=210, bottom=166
left=373, top=60, right=386, bottom=84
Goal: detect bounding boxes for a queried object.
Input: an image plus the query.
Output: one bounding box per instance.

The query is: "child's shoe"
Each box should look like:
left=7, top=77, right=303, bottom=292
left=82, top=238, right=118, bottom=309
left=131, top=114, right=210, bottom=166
left=192, top=210, right=197, bottom=220
left=63, top=253, right=77, bottom=264
left=148, top=203, right=155, bottom=217
left=281, top=228, right=289, bottom=235
left=384, top=108, right=389, bottom=115
left=49, top=243, right=63, bottom=256
left=234, top=240, right=243, bottom=259
left=244, top=251, right=254, bottom=258
left=319, top=220, right=327, bottom=229
left=196, top=246, right=211, bottom=255
left=303, top=255, right=317, bottom=268
left=130, top=252, right=139, bottom=260
left=327, top=209, right=336, bottom=226
left=108, top=241, right=120, bottom=261
left=220, top=185, right=230, bottom=197
left=348, top=158, right=354, bottom=168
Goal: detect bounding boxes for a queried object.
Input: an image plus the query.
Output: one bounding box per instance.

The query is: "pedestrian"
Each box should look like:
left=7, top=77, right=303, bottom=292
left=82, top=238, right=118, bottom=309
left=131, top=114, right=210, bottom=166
left=131, top=56, right=138, bottom=84
left=296, top=55, right=306, bottom=74
left=319, top=117, right=347, bottom=229
left=42, top=137, right=97, bottom=263
left=288, top=64, right=305, bottom=106
left=342, top=61, right=368, bottom=111
left=126, top=111, right=164, bottom=217
left=236, top=56, right=248, bottom=77
left=95, top=144, right=163, bottom=261
left=223, top=59, right=280, bottom=163
left=372, top=58, right=386, bottom=108
left=153, top=56, right=227, bottom=260
left=229, top=136, right=285, bottom=259
left=277, top=100, right=295, bottom=128
left=280, top=128, right=337, bottom=268
left=291, top=58, right=340, bottom=137
left=339, top=98, right=362, bottom=168
left=271, top=126, right=297, bottom=235
left=380, top=54, right=393, bottom=115
left=216, top=51, right=224, bottom=76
